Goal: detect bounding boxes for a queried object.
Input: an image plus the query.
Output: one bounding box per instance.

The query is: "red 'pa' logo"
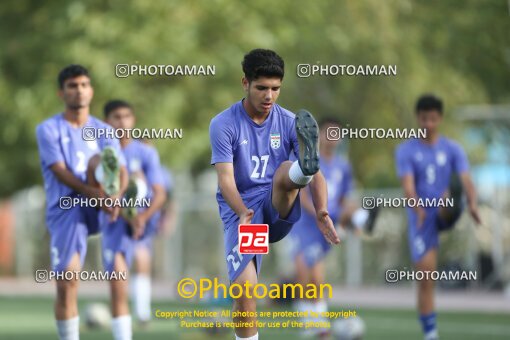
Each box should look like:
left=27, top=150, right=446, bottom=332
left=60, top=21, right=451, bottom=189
left=238, top=224, right=269, bottom=254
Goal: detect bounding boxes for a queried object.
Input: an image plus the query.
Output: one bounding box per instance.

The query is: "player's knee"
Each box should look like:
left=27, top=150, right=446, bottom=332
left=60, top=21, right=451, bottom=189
left=416, top=255, right=436, bottom=273
left=280, top=160, right=293, bottom=168
left=113, top=253, right=128, bottom=273
left=416, top=262, right=436, bottom=273
left=273, top=161, right=293, bottom=184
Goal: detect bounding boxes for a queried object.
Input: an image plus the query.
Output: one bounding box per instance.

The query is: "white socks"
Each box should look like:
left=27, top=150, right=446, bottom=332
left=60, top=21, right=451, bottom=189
left=56, top=316, right=79, bottom=340
left=235, top=333, right=259, bottom=340
left=112, top=315, right=132, bottom=340
left=289, top=161, right=313, bottom=186
left=131, top=274, right=151, bottom=322
left=425, top=329, right=439, bottom=340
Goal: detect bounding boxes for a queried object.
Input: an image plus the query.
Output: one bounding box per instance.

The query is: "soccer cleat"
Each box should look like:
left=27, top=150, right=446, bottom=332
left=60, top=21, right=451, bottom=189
left=295, top=109, right=320, bottom=176
left=123, top=177, right=138, bottom=221
left=100, top=146, right=120, bottom=196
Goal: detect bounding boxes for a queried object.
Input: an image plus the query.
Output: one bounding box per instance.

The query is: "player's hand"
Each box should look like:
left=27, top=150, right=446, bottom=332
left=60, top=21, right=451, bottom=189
left=316, top=210, right=340, bottom=245
left=416, top=207, right=426, bottom=229
left=469, top=204, right=482, bottom=225
left=239, top=209, right=254, bottom=225
left=129, top=213, right=147, bottom=239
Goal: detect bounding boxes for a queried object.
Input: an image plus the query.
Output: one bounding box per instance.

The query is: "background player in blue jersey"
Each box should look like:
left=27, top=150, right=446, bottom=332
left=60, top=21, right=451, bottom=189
left=36, top=65, right=128, bottom=340
left=209, top=49, right=340, bottom=340
left=395, top=95, right=481, bottom=340
left=99, top=100, right=167, bottom=337
left=289, top=118, right=371, bottom=337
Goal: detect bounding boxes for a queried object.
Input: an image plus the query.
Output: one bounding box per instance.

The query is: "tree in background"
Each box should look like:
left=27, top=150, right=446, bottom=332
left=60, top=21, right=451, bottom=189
left=0, top=0, right=508, bottom=196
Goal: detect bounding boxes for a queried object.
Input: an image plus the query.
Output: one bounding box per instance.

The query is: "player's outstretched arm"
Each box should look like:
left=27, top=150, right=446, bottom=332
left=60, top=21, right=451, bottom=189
left=309, top=171, right=340, bottom=244
left=215, top=162, right=253, bottom=224
left=459, top=173, right=481, bottom=225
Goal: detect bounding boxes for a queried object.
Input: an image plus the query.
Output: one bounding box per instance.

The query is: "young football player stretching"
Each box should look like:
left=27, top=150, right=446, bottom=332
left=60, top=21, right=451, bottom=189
left=209, top=49, right=340, bottom=340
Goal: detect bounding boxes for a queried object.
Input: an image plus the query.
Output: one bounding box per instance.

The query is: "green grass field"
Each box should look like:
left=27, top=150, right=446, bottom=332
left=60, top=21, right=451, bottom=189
left=1, top=296, right=508, bottom=339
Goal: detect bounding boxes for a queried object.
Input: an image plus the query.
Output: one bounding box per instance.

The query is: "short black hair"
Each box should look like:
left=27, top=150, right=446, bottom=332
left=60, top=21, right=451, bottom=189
left=319, top=116, right=341, bottom=128
left=242, top=49, right=284, bottom=82
left=58, top=64, right=90, bottom=89
left=415, top=94, right=443, bottom=115
left=103, top=99, right=133, bottom=118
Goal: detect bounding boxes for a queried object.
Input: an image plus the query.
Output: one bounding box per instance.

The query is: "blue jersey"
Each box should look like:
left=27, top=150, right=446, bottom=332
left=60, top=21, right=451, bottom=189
left=123, top=140, right=164, bottom=199
left=396, top=136, right=469, bottom=202
left=36, top=113, right=125, bottom=222
left=210, top=100, right=299, bottom=225
left=396, top=136, right=470, bottom=262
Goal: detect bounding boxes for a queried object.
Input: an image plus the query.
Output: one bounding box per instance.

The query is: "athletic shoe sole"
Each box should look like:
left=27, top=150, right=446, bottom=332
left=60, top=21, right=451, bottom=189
left=101, top=146, right=120, bottom=196
left=295, top=109, right=320, bottom=176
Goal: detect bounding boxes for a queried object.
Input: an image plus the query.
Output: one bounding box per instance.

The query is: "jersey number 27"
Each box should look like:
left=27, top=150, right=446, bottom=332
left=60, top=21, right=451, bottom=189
left=250, top=155, right=269, bottom=179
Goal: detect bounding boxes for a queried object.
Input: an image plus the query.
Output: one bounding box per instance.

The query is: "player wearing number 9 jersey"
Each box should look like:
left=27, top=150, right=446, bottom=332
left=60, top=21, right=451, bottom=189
left=395, top=94, right=481, bottom=340
left=210, top=49, right=339, bottom=340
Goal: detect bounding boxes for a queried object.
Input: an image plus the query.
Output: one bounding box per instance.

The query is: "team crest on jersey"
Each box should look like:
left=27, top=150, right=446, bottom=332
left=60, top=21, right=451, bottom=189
left=270, top=133, right=281, bottom=149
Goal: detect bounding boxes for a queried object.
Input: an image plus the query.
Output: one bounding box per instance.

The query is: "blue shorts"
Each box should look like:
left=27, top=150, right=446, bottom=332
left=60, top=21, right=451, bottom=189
left=224, top=187, right=301, bottom=282
left=100, top=212, right=159, bottom=273
left=407, top=208, right=440, bottom=263
left=47, top=206, right=99, bottom=272
left=289, top=213, right=332, bottom=268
